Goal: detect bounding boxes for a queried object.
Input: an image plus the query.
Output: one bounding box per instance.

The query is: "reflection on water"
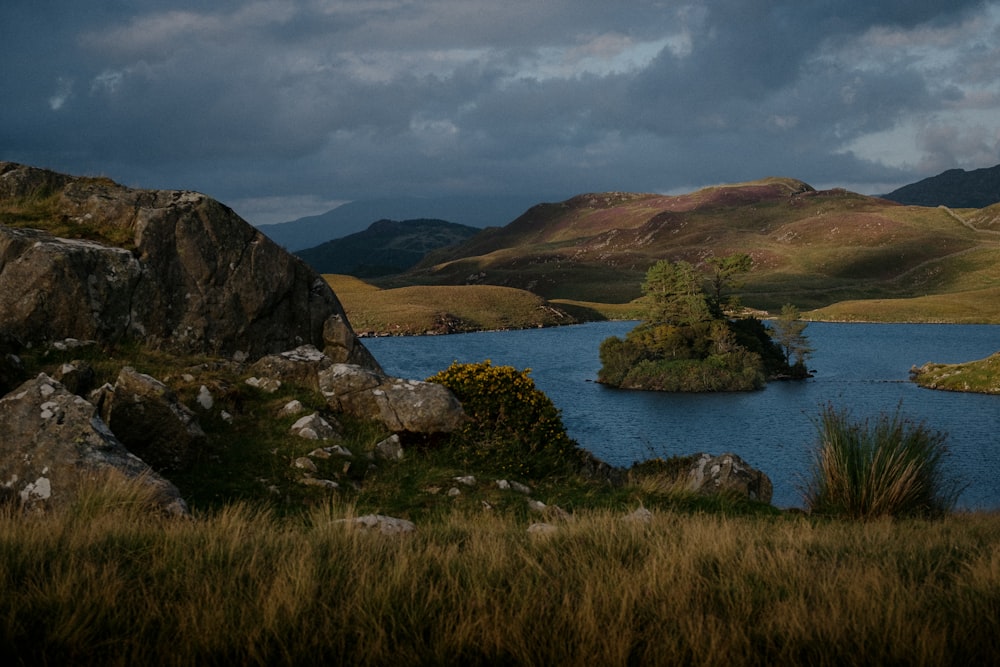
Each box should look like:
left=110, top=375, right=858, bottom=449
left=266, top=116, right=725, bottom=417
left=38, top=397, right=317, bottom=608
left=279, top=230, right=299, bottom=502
left=364, top=322, right=1000, bottom=510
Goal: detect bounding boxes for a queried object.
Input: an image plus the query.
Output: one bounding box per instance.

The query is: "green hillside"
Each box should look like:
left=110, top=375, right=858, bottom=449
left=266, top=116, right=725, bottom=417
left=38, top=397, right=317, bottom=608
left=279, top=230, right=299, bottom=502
left=381, top=179, right=1000, bottom=321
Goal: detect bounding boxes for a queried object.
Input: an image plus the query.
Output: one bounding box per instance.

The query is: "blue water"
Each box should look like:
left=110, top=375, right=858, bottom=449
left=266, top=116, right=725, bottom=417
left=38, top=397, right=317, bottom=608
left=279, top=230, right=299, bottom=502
left=363, top=322, right=1000, bottom=510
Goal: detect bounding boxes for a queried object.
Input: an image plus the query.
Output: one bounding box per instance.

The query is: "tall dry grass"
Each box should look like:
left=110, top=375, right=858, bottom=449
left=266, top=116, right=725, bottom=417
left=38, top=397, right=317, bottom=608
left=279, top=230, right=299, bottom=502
left=805, top=405, right=962, bottom=519
left=3, top=476, right=999, bottom=665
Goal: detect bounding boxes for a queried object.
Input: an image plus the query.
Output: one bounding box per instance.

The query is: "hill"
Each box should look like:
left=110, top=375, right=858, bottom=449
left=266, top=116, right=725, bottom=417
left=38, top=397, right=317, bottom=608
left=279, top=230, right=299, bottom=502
left=881, top=164, right=1000, bottom=208
left=384, top=178, right=1000, bottom=319
left=296, top=218, right=480, bottom=277
left=256, top=194, right=544, bottom=251
left=323, top=274, right=577, bottom=335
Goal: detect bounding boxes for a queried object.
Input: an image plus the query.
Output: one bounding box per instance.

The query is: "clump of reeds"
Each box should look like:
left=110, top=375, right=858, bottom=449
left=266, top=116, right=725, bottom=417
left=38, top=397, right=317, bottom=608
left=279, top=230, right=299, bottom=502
left=804, top=404, right=962, bottom=519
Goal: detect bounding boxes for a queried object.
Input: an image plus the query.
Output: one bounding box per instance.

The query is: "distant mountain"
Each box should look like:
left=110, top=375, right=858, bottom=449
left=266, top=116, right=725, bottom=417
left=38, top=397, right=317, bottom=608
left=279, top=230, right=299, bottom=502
left=394, top=177, right=999, bottom=312
left=881, top=164, right=1000, bottom=208
left=295, top=218, right=481, bottom=277
left=257, top=194, right=546, bottom=251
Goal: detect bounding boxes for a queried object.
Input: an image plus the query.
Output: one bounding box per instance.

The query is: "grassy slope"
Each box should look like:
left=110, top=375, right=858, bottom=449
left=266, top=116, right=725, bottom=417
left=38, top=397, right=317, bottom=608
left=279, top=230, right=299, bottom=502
left=325, top=274, right=580, bottom=335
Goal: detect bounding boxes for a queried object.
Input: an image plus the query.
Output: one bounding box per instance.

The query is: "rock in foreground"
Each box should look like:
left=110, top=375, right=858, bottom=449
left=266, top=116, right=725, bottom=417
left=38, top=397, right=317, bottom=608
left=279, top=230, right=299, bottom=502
left=0, top=374, right=188, bottom=515
left=0, top=161, right=377, bottom=367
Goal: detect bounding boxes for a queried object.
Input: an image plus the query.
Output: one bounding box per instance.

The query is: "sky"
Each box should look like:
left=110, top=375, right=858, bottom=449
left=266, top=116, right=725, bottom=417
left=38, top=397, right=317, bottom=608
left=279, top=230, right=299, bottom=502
left=3, top=1, right=999, bottom=225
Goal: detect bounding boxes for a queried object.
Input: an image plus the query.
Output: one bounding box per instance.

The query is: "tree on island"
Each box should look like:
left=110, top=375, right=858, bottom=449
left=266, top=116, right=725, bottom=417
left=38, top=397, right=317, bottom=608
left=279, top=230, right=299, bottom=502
left=598, top=254, right=807, bottom=392
left=769, top=304, right=813, bottom=378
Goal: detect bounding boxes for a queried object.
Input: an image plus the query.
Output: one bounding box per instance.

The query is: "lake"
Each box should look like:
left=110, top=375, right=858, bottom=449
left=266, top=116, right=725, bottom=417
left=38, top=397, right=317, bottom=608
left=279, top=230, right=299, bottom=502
left=363, top=322, right=1000, bottom=510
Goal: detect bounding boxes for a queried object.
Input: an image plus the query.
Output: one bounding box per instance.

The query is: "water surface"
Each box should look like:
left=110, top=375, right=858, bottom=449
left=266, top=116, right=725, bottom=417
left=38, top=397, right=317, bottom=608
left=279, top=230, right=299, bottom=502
left=364, top=322, right=1000, bottom=510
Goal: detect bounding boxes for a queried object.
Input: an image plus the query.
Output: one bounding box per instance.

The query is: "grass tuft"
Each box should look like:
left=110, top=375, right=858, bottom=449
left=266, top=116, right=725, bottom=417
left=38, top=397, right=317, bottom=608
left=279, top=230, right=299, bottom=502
left=804, top=404, right=963, bottom=519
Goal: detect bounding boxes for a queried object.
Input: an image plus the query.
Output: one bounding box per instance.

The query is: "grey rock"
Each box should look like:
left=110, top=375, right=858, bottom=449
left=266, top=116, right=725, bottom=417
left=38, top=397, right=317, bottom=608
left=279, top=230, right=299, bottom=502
left=527, top=522, right=558, bottom=535
left=249, top=345, right=333, bottom=392
left=244, top=376, right=282, bottom=393
left=686, top=452, right=773, bottom=503
left=277, top=399, right=305, bottom=417
left=290, top=413, right=340, bottom=441
left=300, top=477, right=339, bottom=489
left=100, top=367, right=206, bottom=472
left=319, top=363, right=466, bottom=434
left=196, top=385, right=213, bottom=410
left=623, top=507, right=653, bottom=524
left=497, top=479, right=532, bottom=495
left=293, top=457, right=318, bottom=472
left=374, top=434, right=404, bottom=461
left=0, top=374, right=188, bottom=515
left=338, top=514, right=416, bottom=534
left=0, top=162, right=380, bottom=366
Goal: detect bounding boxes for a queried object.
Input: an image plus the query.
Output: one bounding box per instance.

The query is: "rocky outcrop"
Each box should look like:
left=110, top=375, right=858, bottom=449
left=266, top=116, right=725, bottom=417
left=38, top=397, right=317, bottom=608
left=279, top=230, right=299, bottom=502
left=0, top=162, right=377, bottom=366
left=318, top=363, right=466, bottom=434
left=0, top=374, right=188, bottom=515
left=95, top=367, right=206, bottom=472
left=686, top=453, right=773, bottom=503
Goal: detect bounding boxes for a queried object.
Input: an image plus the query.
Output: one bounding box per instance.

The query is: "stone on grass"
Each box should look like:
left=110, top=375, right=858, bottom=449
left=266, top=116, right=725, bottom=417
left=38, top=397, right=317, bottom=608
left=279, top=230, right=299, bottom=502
left=290, top=413, right=339, bottom=441
left=338, top=514, right=416, bottom=534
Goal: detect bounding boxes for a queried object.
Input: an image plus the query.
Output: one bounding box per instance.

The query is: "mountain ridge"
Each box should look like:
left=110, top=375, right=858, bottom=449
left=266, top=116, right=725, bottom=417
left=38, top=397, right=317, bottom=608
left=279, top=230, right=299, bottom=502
left=257, top=194, right=547, bottom=251
left=881, top=164, right=1000, bottom=208
left=295, top=218, right=480, bottom=277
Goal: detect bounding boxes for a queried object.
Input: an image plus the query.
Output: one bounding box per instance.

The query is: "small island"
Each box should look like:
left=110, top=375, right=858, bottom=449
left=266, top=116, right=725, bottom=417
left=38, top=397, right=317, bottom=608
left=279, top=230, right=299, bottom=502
left=598, top=254, right=812, bottom=392
left=910, top=352, right=1000, bottom=394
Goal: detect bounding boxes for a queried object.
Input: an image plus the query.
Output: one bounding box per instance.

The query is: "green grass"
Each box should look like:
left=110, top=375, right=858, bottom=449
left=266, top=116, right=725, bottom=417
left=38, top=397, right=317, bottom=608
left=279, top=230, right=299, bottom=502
left=0, top=186, right=135, bottom=248
left=911, top=351, right=1000, bottom=394
left=806, top=286, right=1000, bottom=324
left=2, top=478, right=998, bottom=666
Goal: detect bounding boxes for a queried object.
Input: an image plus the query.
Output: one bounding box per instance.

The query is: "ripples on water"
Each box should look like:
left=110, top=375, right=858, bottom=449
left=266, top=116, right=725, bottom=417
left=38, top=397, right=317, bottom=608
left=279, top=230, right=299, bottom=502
left=364, top=322, right=1000, bottom=510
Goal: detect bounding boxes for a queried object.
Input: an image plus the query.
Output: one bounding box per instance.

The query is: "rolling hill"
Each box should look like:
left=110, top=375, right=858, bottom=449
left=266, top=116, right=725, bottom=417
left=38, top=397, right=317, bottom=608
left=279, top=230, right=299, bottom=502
left=378, top=178, right=1000, bottom=319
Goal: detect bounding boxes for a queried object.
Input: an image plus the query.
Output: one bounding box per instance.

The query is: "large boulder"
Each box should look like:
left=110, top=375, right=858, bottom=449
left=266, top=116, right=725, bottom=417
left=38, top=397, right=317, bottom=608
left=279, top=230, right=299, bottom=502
left=96, top=367, right=206, bottom=472
left=0, top=161, right=377, bottom=366
left=686, top=452, right=773, bottom=503
left=319, top=363, right=466, bottom=434
left=0, top=374, right=188, bottom=515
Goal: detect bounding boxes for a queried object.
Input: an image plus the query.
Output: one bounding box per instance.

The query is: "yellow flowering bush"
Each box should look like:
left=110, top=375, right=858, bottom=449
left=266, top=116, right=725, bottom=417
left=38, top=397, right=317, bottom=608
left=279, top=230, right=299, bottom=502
left=427, top=360, right=579, bottom=478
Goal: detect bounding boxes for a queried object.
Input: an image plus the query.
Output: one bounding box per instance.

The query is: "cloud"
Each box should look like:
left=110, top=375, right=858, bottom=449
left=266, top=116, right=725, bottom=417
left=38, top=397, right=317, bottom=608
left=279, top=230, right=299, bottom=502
left=1, top=0, right=998, bottom=224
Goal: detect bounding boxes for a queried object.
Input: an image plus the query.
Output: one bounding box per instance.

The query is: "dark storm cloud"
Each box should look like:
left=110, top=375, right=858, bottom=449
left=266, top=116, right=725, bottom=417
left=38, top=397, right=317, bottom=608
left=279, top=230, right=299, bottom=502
left=2, top=0, right=997, bottom=223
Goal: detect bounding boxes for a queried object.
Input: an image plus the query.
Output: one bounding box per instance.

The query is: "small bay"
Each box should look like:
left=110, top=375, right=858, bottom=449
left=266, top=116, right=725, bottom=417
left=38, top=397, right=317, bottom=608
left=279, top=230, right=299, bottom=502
left=364, top=321, right=1000, bottom=510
